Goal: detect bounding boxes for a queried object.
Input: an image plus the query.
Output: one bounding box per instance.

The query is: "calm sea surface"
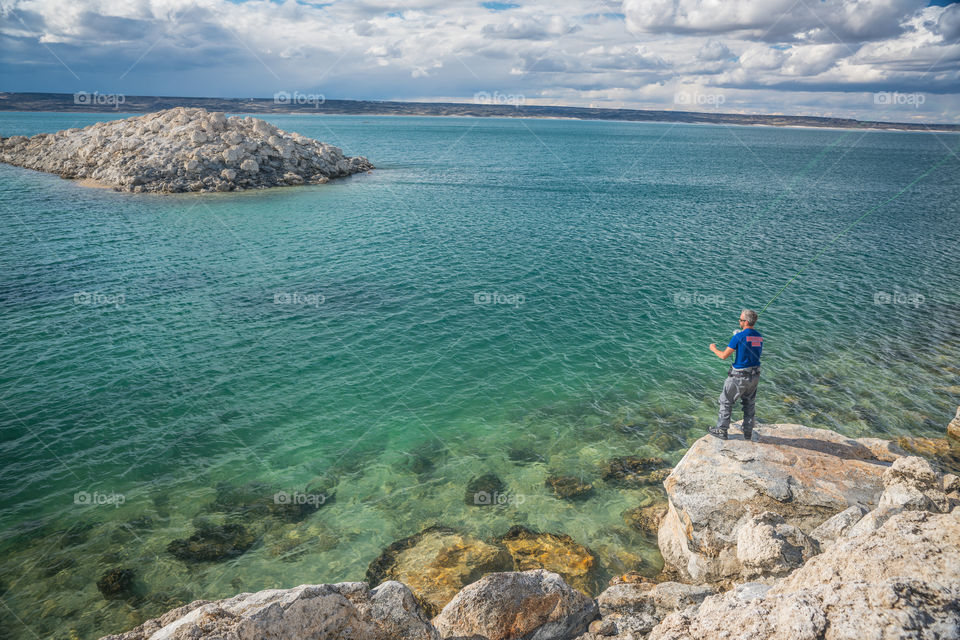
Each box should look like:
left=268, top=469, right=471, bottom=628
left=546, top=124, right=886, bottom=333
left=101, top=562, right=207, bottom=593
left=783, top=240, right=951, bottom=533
left=1, top=113, right=958, bottom=638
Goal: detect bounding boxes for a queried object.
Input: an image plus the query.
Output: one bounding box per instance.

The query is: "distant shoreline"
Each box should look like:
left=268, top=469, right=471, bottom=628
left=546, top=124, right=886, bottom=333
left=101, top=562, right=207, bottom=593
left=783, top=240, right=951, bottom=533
left=2, top=92, right=959, bottom=133
left=3, top=109, right=958, bottom=136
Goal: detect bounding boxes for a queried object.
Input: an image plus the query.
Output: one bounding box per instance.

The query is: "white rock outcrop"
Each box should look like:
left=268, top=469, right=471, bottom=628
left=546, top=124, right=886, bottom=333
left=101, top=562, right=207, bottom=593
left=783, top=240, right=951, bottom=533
left=648, top=508, right=960, bottom=640
left=657, top=423, right=904, bottom=584
left=0, top=107, right=373, bottom=193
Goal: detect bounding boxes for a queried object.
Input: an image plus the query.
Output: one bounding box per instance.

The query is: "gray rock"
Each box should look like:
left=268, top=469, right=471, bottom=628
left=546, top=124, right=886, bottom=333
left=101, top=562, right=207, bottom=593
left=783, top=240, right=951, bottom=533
left=734, top=511, right=818, bottom=579
left=648, top=510, right=960, bottom=640
left=808, top=505, right=867, bottom=549
left=432, top=569, right=597, bottom=640
left=846, top=456, right=955, bottom=538
left=0, top=107, right=373, bottom=193
left=98, top=581, right=438, bottom=640
left=592, top=582, right=716, bottom=638
left=658, top=423, right=898, bottom=583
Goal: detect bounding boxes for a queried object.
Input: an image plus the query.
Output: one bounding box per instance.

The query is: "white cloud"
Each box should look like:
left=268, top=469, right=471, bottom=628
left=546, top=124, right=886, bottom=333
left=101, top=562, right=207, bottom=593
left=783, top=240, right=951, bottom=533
left=622, top=0, right=927, bottom=43
left=0, top=0, right=957, bottom=122
left=781, top=44, right=848, bottom=76
left=698, top=39, right=732, bottom=61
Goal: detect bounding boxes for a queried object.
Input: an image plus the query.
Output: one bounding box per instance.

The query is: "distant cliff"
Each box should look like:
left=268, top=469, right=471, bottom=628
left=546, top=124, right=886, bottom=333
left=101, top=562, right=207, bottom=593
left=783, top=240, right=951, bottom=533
left=2, top=91, right=959, bottom=132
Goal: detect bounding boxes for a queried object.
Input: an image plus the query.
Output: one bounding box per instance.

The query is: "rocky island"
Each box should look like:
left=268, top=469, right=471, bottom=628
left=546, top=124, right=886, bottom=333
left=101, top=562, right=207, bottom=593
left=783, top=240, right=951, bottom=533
left=0, top=107, right=373, bottom=193
left=98, top=414, right=960, bottom=640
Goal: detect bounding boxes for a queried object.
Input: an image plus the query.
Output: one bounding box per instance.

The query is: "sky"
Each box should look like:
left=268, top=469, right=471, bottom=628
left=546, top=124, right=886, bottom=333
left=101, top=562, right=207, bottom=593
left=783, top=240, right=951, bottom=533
left=1, top=0, right=959, bottom=122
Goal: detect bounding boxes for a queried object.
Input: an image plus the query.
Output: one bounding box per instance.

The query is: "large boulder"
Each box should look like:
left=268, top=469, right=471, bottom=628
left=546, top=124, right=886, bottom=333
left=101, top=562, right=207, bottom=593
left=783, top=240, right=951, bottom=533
left=366, top=525, right=513, bottom=616
left=99, top=581, right=438, bottom=640
left=432, top=570, right=597, bottom=640
left=648, top=509, right=960, bottom=640
left=658, top=423, right=902, bottom=583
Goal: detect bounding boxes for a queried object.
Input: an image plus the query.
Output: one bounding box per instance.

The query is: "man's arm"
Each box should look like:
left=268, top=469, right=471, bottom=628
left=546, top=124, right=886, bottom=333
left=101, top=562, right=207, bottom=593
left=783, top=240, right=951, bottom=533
left=709, top=344, right=735, bottom=359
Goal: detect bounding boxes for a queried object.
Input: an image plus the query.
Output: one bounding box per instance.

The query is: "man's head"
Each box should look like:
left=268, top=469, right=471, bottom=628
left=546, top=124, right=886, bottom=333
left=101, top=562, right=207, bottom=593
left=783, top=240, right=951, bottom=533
left=740, top=309, right=758, bottom=328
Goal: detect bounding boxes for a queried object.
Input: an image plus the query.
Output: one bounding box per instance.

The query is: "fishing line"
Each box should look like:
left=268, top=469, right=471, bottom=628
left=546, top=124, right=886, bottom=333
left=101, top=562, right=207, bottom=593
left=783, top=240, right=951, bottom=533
left=759, top=142, right=960, bottom=316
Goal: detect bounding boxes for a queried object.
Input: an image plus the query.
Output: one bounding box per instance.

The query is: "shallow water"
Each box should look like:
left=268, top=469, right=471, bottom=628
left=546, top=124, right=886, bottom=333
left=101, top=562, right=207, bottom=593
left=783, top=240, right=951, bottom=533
left=0, top=113, right=958, bottom=639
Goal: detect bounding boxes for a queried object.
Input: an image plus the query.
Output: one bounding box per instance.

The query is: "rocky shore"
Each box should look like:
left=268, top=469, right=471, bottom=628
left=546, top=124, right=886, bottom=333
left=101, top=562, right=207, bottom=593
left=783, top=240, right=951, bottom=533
left=100, top=417, right=960, bottom=640
left=0, top=107, right=373, bottom=193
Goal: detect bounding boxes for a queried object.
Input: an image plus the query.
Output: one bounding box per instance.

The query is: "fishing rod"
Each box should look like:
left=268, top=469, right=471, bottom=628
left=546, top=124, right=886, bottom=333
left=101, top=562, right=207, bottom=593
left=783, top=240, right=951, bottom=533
left=758, top=141, right=960, bottom=317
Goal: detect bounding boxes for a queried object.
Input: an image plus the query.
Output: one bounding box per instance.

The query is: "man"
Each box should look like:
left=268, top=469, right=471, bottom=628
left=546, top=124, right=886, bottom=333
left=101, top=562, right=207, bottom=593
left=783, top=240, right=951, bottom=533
left=708, top=309, right=763, bottom=440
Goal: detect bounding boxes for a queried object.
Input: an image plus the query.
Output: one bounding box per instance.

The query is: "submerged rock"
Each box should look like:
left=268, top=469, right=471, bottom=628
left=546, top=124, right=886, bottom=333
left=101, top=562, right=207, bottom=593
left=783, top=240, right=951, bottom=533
left=264, top=522, right=339, bottom=562
left=209, top=481, right=274, bottom=518
left=0, top=107, right=373, bottom=193
left=602, top=457, right=672, bottom=487
left=657, top=423, right=902, bottom=584
left=399, top=451, right=437, bottom=475
left=508, top=446, right=546, bottom=464
left=167, top=522, right=256, bottom=562
left=464, top=473, right=507, bottom=506
left=546, top=474, right=595, bottom=500
left=495, top=525, right=604, bottom=595
left=58, top=520, right=98, bottom=547
left=623, top=503, right=668, bottom=535
left=271, top=485, right=335, bottom=523
left=99, top=581, right=437, bottom=640
left=209, top=480, right=332, bottom=523
left=366, top=525, right=513, bottom=616
left=39, top=555, right=76, bottom=577
left=432, top=569, right=597, bottom=640
left=96, top=568, right=135, bottom=600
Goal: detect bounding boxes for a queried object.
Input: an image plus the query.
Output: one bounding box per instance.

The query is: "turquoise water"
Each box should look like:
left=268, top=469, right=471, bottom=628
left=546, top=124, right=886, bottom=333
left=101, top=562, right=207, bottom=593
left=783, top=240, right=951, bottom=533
left=1, top=113, right=959, bottom=639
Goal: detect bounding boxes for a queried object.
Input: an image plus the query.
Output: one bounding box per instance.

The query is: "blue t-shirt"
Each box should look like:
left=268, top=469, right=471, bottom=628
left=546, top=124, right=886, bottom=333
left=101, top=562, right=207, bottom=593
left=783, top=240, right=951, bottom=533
left=728, top=328, right=763, bottom=369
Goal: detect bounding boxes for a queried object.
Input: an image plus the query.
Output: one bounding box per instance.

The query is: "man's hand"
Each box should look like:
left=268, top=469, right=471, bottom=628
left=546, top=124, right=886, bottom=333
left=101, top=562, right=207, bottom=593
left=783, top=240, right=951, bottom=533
left=710, top=343, right=735, bottom=360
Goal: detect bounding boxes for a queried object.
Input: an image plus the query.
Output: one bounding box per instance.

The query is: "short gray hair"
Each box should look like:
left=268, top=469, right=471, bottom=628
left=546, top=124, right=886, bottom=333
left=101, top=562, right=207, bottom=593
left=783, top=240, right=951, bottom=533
left=741, top=309, right=758, bottom=326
